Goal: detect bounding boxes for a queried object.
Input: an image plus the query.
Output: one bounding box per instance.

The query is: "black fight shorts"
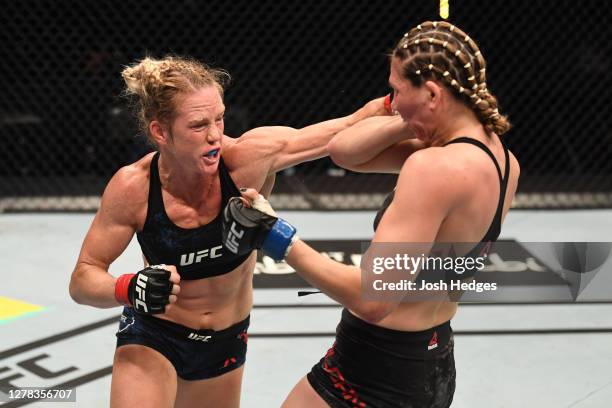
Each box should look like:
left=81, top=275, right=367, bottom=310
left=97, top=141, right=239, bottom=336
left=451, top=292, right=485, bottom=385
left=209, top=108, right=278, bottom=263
left=116, top=307, right=249, bottom=380
left=307, top=309, right=455, bottom=408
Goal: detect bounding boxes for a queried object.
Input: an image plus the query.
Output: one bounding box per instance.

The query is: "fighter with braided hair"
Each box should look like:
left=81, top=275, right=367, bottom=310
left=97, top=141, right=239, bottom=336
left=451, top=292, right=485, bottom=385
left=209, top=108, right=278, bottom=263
left=221, top=21, right=520, bottom=407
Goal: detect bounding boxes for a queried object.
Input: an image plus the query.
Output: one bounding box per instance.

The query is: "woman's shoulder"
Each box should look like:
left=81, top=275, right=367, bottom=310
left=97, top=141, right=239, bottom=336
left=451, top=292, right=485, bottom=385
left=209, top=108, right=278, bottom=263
left=400, top=146, right=465, bottom=175
left=396, top=147, right=473, bottom=206
left=101, top=152, right=154, bottom=211
left=116, top=152, right=155, bottom=187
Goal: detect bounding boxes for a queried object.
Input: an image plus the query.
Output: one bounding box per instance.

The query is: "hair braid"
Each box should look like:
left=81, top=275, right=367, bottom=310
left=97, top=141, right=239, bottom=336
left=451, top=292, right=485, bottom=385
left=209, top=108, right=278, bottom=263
left=393, top=21, right=511, bottom=136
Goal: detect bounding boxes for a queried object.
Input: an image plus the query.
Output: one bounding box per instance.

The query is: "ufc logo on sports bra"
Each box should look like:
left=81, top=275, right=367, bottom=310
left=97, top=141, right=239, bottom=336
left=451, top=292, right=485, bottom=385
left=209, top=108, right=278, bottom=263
left=180, top=245, right=223, bottom=266
left=225, top=222, right=244, bottom=254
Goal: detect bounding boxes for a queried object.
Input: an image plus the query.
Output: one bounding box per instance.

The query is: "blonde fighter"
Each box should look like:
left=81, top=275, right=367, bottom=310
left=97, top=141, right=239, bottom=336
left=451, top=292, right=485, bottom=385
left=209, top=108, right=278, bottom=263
left=69, top=56, right=387, bottom=408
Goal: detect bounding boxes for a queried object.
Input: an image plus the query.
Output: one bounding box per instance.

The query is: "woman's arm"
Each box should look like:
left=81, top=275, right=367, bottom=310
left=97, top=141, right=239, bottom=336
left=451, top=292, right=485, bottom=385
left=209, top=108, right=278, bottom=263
left=327, top=115, right=425, bottom=174
left=227, top=97, right=389, bottom=175
left=285, top=239, right=392, bottom=323
left=229, top=152, right=462, bottom=322
left=284, top=151, right=455, bottom=321
left=69, top=166, right=180, bottom=309
left=69, top=168, right=141, bottom=308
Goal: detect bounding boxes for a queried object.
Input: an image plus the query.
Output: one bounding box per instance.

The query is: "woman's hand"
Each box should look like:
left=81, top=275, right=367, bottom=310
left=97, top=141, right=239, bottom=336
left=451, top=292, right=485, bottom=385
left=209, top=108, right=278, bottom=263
left=221, top=188, right=297, bottom=261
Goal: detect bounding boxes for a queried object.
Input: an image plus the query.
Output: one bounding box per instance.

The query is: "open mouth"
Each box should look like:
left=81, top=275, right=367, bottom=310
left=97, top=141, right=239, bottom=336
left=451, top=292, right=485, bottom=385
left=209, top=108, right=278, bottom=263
left=204, top=148, right=220, bottom=158
left=202, top=148, right=220, bottom=164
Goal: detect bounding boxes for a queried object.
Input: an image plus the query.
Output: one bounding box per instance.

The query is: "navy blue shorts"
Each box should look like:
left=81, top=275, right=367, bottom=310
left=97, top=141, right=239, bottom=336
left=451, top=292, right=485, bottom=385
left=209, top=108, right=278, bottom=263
left=116, top=307, right=249, bottom=381
left=307, top=309, right=455, bottom=408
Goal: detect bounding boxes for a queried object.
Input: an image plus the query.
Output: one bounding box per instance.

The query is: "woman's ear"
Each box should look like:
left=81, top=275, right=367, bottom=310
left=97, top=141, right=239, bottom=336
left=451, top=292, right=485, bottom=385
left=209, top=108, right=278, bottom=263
left=150, top=120, right=169, bottom=146
left=423, top=80, right=443, bottom=109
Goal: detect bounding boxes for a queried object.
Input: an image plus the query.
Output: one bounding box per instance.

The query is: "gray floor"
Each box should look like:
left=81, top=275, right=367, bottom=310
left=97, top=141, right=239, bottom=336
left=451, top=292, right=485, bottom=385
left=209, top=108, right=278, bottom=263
left=1, top=210, right=612, bottom=407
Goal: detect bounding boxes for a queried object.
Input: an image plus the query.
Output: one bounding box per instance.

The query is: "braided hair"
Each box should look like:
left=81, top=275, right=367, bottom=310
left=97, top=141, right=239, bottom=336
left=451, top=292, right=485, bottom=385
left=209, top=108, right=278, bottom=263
left=393, top=21, right=510, bottom=136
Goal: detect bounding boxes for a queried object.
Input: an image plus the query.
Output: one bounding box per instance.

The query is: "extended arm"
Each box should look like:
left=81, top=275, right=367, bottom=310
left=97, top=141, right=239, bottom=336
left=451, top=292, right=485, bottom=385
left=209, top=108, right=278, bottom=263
left=327, top=115, right=425, bottom=174
left=285, top=152, right=451, bottom=320
left=223, top=151, right=460, bottom=322
left=229, top=97, right=389, bottom=175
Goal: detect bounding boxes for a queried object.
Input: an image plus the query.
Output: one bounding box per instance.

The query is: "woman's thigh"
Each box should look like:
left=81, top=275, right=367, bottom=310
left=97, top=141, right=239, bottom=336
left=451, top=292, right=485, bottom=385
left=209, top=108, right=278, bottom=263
left=175, top=365, right=245, bottom=408
left=110, top=344, right=177, bottom=408
left=282, top=376, right=329, bottom=408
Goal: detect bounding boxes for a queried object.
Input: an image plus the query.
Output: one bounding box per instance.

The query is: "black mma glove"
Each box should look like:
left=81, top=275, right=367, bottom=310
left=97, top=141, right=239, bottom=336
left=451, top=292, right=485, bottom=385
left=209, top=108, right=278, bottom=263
left=114, top=265, right=173, bottom=314
left=222, top=196, right=297, bottom=261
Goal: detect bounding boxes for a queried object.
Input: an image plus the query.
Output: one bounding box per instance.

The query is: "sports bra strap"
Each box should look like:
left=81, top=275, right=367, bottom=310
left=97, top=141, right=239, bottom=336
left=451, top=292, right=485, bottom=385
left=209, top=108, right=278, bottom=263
left=443, top=136, right=510, bottom=242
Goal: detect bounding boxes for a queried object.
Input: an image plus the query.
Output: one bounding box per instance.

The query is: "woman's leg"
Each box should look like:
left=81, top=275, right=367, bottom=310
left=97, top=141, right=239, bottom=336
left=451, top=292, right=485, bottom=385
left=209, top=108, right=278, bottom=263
left=282, top=376, right=330, bottom=408
left=110, top=344, right=177, bottom=408
left=174, top=365, right=244, bottom=408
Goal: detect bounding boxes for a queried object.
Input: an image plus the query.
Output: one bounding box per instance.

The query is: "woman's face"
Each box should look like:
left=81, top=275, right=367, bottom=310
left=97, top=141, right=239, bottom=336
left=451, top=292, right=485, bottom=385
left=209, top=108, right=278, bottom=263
left=165, top=86, right=225, bottom=175
left=388, top=57, right=436, bottom=142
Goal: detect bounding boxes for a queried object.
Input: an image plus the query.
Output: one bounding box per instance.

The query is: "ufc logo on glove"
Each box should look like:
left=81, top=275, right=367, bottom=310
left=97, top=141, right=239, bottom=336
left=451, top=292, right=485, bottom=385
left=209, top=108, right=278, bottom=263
left=221, top=196, right=297, bottom=261
left=134, top=274, right=149, bottom=313
left=225, top=222, right=245, bottom=254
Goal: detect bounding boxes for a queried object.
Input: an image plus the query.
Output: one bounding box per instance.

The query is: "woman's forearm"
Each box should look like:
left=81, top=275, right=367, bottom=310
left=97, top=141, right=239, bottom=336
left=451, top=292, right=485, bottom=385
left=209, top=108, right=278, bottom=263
left=69, top=263, right=120, bottom=308
left=286, top=239, right=392, bottom=322
left=328, top=115, right=415, bottom=168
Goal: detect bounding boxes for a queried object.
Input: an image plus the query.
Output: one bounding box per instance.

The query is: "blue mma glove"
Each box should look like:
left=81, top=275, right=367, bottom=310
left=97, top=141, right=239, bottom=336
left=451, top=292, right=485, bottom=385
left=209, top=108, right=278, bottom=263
left=222, top=195, right=297, bottom=261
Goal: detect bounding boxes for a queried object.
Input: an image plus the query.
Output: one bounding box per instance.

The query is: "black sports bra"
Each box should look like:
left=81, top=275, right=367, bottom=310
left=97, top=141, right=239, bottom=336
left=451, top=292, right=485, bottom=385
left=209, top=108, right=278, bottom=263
left=136, top=153, right=251, bottom=280
left=372, top=137, right=510, bottom=278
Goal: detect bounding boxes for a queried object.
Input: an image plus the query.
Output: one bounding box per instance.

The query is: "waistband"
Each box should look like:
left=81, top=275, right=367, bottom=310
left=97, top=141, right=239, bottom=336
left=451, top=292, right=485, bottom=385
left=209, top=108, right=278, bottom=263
left=338, top=308, right=452, bottom=356
left=124, top=307, right=250, bottom=342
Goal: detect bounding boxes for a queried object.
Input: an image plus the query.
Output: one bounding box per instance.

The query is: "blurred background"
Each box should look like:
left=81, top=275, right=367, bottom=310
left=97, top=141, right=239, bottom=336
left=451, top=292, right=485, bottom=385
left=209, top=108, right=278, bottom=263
left=1, top=0, right=611, bottom=211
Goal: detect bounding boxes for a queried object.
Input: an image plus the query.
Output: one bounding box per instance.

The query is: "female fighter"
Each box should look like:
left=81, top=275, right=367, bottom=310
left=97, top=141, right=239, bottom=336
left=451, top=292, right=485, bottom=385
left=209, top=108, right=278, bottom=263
left=223, top=21, right=520, bottom=408
left=68, top=55, right=386, bottom=407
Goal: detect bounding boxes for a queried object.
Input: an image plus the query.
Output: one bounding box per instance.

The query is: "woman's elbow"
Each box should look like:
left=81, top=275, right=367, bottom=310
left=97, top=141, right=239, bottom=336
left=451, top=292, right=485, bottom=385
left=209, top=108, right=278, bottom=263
left=68, top=279, right=82, bottom=304
left=327, top=138, right=351, bottom=168
left=354, top=302, right=393, bottom=324
left=68, top=270, right=87, bottom=304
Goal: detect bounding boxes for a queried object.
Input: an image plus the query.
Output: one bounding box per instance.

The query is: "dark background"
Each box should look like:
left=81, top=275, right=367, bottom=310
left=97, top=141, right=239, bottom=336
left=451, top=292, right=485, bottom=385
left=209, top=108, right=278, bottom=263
left=1, top=1, right=611, bottom=207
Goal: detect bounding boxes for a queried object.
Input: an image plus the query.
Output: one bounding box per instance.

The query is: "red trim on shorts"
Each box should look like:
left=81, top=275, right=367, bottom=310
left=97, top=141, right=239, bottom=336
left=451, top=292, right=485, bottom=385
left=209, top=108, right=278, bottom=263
left=224, top=357, right=237, bottom=368
left=322, top=342, right=366, bottom=408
